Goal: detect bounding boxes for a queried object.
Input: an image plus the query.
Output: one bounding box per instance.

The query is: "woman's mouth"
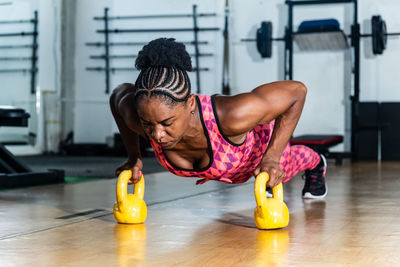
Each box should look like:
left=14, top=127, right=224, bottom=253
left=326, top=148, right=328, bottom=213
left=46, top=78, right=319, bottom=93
left=159, top=142, right=170, bottom=147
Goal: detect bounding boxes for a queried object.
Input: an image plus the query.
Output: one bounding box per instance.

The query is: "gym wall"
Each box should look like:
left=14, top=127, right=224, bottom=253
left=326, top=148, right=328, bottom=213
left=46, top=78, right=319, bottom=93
left=71, top=0, right=224, bottom=144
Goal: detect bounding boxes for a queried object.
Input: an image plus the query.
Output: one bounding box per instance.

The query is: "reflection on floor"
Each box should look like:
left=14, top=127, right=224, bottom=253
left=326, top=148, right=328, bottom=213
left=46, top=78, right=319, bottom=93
left=1, top=161, right=400, bottom=266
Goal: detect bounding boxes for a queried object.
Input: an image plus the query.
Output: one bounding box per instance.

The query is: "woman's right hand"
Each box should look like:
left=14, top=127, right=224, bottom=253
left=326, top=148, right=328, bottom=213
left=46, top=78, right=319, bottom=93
left=115, top=158, right=143, bottom=184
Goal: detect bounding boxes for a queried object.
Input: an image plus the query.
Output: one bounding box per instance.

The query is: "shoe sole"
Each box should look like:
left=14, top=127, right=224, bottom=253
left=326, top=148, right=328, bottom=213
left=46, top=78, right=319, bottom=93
left=302, top=184, right=328, bottom=199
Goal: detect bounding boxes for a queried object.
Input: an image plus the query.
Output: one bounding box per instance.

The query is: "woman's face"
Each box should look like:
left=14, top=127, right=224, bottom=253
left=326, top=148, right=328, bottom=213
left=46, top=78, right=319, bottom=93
left=137, top=95, right=195, bottom=149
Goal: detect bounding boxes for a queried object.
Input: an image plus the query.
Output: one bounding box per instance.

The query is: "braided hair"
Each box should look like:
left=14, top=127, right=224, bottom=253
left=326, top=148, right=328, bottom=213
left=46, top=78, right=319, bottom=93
left=134, top=38, right=193, bottom=106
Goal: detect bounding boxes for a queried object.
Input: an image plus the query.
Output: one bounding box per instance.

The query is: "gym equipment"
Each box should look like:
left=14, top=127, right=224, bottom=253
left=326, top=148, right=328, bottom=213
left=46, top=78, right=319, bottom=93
left=353, top=102, right=380, bottom=160
left=0, top=68, right=37, bottom=73
left=0, top=56, right=37, bottom=61
left=243, top=0, right=400, bottom=161
left=371, top=15, right=387, bottom=55
left=294, top=19, right=349, bottom=50
left=290, top=135, right=345, bottom=165
left=94, top=12, right=216, bottom=20
left=298, top=18, right=340, bottom=32
left=0, top=106, right=65, bottom=188
left=243, top=21, right=284, bottom=58
left=86, top=41, right=208, bottom=47
left=97, top=27, right=219, bottom=33
left=0, top=11, right=38, bottom=94
left=113, top=170, right=147, bottom=224
left=0, top=44, right=35, bottom=49
left=86, top=67, right=209, bottom=72
left=242, top=15, right=400, bottom=57
left=256, top=21, right=272, bottom=58
left=254, top=172, right=289, bottom=230
left=87, top=6, right=219, bottom=94
left=221, top=0, right=230, bottom=95
left=89, top=53, right=213, bottom=59
left=380, top=103, right=400, bottom=160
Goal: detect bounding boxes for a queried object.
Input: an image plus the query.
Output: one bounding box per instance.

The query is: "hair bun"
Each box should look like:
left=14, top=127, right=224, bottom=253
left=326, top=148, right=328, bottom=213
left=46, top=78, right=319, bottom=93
left=135, top=38, right=193, bottom=71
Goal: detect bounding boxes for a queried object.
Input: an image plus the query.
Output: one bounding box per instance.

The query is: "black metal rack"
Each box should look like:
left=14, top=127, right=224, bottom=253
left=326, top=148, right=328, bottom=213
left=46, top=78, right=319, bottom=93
left=0, top=11, right=38, bottom=94
left=284, top=0, right=360, bottom=160
left=86, top=5, right=219, bottom=94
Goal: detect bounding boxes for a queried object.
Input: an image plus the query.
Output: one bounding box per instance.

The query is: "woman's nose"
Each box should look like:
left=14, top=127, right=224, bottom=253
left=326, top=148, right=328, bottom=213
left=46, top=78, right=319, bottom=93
left=151, top=125, right=164, bottom=141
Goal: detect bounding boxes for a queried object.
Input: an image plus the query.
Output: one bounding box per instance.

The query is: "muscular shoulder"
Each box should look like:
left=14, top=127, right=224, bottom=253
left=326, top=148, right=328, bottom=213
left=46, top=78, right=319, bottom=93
left=110, top=83, right=144, bottom=134
left=213, top=93, right=261, bottom=136
left=214, top=81, right=307, bottom=136
left=110, top=83, right=136, bottom=110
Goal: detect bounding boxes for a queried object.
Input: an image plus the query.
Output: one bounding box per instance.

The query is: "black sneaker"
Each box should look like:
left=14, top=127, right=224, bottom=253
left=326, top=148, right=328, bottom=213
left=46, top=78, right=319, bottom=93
left=302, top=154, right=327, bottom=199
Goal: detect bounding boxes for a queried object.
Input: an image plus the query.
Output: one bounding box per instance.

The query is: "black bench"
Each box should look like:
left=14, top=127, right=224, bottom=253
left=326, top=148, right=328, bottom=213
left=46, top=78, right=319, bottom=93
left=0, top=106, right=64, bottom=188
left=290, top=134, right=348, bottom=165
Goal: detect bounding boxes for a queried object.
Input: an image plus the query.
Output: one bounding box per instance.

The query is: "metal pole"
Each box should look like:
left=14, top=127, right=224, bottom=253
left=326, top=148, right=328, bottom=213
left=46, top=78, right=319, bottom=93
left=0, top=32, right=35, bottom=37
left=86, top=67, right=209, bottom=72
left=192, top=5, right=201, bottom=93
left=0, top=19, right=34, bottom=23
left=86, top=41, right=208, bottom=47
left=97, top=27, right=219, bottom=33
left=89, top=53, right=213, bottom=59
left=222, top=0, right=230, bottom=95
left=0, top=44, right=35, bottom=49
left=286, top=0, right=353, bottom=5
left=104, top=8, right=110, bottom=94
left=0, top=68, right=36, bottom=73
left=351, top=0, right=359, bottom=159
left=30, top=11, right=38, bottom=94
left=284, top=4, right=293, bottom=80
left=0, top=57, right=36, bottom=61
left=94, top=13, right=217, bottom=20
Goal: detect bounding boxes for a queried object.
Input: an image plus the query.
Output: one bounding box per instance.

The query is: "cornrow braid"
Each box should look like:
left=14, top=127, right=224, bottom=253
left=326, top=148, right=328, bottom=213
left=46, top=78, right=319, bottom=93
left=133, top=38, right=193, bottom=106
left=134, top=66, right=191, bottom=105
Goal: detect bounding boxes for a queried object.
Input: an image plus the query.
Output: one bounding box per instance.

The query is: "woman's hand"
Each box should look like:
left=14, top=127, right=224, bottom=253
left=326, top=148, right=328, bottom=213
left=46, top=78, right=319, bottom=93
left=254, top=157, right=285, bottom=188
left=115, top=158, right=143, bottom=184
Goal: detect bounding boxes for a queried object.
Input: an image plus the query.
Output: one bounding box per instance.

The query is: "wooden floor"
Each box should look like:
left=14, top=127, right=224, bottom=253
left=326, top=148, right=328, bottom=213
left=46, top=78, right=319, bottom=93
left=1, top=161, right=400, bottom=266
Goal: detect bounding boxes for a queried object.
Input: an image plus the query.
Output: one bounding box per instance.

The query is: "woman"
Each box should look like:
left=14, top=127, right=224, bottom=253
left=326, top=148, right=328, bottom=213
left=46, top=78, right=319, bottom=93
left=110, top=38, right=327, bottom=199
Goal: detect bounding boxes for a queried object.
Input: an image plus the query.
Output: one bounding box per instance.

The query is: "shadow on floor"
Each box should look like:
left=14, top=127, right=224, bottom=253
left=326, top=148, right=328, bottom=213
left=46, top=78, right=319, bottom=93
left=18, top=155, right=165, bottom=178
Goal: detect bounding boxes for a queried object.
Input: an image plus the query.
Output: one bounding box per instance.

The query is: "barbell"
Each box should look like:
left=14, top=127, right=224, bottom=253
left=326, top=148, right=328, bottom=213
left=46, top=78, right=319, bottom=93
left=242, top=15, right=400, bottom=58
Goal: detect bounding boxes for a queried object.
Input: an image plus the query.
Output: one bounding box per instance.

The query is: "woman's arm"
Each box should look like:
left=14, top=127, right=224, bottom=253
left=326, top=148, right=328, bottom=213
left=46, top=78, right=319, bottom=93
left=215, top=81, right=307, bottom=187
left=110, top=83, right=145, bottom=183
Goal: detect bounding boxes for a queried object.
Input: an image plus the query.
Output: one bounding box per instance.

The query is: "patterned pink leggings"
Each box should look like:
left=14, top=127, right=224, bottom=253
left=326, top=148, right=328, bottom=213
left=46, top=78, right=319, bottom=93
left=279, top=144, right=320, bottom=183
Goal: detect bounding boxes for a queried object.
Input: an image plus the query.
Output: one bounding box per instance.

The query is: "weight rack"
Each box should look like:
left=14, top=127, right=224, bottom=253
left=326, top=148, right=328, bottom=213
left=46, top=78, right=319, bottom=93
left=0, top=11, right=38, bottom=94
left=284, top=0, right=363, bottom=162
left=86, top=5, right=220, bottom=94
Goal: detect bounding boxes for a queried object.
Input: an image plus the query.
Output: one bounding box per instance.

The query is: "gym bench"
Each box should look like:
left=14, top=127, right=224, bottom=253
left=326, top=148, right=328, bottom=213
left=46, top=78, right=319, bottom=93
left=0, top=106, right=64, bottom=188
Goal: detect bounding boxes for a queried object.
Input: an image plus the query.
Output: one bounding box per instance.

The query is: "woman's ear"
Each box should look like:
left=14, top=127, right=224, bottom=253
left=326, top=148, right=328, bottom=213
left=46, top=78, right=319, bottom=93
left=187, top=94, right=196, bottom=111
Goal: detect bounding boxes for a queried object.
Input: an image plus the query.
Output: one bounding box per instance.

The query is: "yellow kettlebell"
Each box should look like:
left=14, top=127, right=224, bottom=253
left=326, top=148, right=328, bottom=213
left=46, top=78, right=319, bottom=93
left=254, top=172, right=289, bottom=230
left=113, top=170, right=147, bottom=224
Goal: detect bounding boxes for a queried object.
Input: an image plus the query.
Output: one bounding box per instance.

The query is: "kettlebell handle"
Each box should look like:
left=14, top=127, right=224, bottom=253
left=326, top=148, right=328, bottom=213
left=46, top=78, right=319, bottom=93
left=254, top=172, right=284, bottom=208
left=116, top=170, right=145, bottom=213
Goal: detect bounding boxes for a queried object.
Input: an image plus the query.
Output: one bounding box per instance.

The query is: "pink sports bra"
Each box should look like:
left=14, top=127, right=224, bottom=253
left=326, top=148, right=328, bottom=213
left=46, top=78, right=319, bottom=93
left=149, top=95, right=274, bottom=184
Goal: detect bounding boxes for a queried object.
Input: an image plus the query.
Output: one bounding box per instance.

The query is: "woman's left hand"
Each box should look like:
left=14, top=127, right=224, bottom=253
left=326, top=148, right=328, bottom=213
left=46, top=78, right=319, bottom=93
left=254, top=157, right=286, bottom=188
